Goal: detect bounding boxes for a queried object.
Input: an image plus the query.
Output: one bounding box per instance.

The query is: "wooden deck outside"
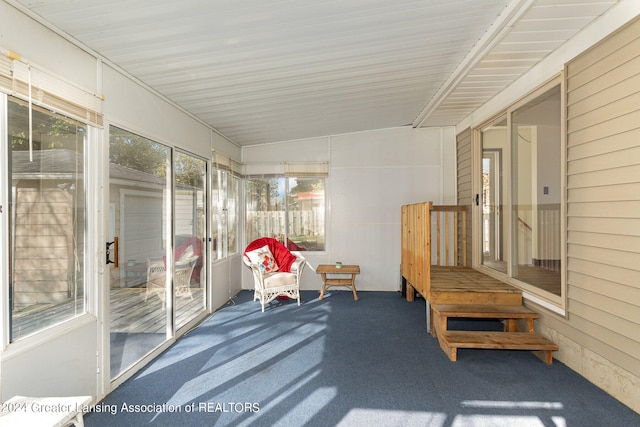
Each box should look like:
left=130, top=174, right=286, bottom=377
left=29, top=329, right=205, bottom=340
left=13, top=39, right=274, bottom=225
left=110, top=287, right=206, bottom=333
left=11, top=287, right=206, bottom=338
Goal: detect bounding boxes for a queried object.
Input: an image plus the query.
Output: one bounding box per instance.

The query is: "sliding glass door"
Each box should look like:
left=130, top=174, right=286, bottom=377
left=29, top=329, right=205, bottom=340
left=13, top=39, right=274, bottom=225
left=107, top=128, right=209, bottom=379
left=174, top=151, right=207, bottom=330
left=476, top=82, right=562, bottom=300
left=108, top=127, right=170, bottom=378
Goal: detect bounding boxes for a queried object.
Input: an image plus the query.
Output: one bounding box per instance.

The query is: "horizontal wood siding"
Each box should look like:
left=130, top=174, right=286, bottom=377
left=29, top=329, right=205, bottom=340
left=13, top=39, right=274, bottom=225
left=13, top=186, right=74, bottom=305
left=456, top=128, right=473, bottom=267
left=565, top=16, right=640, bottom=376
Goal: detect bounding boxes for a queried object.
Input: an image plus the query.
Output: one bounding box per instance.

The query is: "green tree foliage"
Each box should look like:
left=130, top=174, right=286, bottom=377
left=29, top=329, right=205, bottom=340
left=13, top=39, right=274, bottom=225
left=9, top=101, right=85, bottom=151
left=289, top=178, right=323, bottom=194
left=246, top=178, right=281, bottom=211
left=109, top=127, right=167, bottom=177
left=175, top=152, right=205, bottom=188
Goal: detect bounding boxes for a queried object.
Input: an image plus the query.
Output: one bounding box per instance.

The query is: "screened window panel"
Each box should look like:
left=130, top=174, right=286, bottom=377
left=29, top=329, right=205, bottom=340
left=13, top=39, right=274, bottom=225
left=7, top=96, right=87, bottom=341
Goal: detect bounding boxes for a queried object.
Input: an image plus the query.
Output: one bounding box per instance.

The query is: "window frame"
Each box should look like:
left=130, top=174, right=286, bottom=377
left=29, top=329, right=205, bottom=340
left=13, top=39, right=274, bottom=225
left=0, top=93, right=98, bottom=351
left=244, top=175, right=326, bottom=252
left=211, top=168, right=239, bottom=261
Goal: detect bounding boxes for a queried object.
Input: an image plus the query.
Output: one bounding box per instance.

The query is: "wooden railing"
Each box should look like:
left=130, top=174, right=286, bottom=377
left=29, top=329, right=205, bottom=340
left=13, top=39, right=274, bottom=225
left=431, top=205, right=467, bottom=268
left=401, top=202, right=467, bottom=299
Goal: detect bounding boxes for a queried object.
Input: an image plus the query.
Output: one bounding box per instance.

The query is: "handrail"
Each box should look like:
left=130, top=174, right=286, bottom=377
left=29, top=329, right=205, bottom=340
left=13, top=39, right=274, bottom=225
left=517, top=216, right=532, bottom=231
left=431, top=205, right=467, bottom=212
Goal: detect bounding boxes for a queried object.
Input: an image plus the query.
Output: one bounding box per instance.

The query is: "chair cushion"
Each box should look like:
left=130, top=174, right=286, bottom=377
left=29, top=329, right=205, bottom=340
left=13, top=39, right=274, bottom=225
left=245, top=244, right=279, bottom=273
left=263, top=272, right=297, bottom=288
left=177, top=245, right=196, bottom=264
left=244, top=238, right=297, bottom=272
left=177, top=237, right=204, bottom=282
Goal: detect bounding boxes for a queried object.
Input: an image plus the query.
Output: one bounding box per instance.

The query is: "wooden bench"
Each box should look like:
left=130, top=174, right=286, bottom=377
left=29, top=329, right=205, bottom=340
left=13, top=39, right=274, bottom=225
left=0, top=395, right=92, bottom=427
left=432, top=303, right=540, bottom=334
left=438, top=330, right=559, bottom=364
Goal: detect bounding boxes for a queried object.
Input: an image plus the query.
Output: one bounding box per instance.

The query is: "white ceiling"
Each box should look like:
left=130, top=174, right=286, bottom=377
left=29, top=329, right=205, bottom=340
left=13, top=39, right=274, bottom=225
left=12, top=0, right=620, bottom=146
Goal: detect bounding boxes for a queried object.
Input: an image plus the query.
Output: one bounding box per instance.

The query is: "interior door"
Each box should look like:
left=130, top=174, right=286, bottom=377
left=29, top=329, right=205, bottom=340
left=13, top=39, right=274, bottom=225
left=480, top=118, right=507, bottom=273
left=482, top=151, right=501, bottom=260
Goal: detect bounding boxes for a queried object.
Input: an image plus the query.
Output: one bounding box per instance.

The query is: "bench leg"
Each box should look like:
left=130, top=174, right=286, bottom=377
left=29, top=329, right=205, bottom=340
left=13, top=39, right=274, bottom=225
left=351, top=275, right=359, bottom=301
left=449, top=347, right=457, bottom=362
left=406, top=284, right=415, bottom=302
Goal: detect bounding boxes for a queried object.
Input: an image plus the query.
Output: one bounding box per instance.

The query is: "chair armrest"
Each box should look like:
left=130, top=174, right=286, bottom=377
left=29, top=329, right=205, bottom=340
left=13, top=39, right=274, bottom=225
left=248, top=262, right=277, bottom=280
left=247, top=262, right=263, bottom=274
left=290, top=257, right=306, bottom=275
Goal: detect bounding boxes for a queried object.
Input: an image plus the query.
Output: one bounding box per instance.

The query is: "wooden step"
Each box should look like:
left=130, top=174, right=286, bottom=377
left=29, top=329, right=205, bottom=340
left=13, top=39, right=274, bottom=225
left=432, top=303, right=540, bottom=333
left=429, top=266, right=523, bottom=306
left=439, top=330, right=559, bottom=364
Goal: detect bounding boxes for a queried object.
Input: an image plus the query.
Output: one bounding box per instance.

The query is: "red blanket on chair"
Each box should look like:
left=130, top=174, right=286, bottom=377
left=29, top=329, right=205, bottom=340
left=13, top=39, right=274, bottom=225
left=244, top=237, right=297, bottom=273
left=176, top=237, right=203, bottom=282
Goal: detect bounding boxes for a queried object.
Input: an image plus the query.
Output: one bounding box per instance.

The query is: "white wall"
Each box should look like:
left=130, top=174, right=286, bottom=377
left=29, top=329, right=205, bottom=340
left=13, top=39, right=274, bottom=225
left=242, top=126, right=457, bottom=293
left=2, top=320, right=97, bottom=398
left=0, top=2, right=97, bottom=94
left=102, top=65, right=214, bottom=159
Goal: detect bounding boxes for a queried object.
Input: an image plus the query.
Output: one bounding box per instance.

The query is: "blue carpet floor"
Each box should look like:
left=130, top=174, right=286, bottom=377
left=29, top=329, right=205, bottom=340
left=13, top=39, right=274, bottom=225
left=86, top=290, right=640, bottom=426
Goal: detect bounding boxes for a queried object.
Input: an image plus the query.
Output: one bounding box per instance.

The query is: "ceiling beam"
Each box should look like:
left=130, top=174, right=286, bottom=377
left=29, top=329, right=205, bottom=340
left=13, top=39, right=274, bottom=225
left=412, top=0, right=536, bottom=128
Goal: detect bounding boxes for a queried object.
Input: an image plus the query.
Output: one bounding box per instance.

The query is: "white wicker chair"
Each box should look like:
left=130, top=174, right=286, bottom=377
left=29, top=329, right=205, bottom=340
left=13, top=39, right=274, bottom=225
left=145, top=256, right=197, bottom=308
left=243, top=238, right=306, bottom=312
left=174, top=259, right=196, bottom=300
left=145, top=257, right=166, bottom=307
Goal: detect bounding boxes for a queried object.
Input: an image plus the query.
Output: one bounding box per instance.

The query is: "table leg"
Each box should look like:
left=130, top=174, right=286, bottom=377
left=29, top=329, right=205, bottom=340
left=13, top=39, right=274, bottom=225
left=351, top=274, right=359, bottom=301
left=319, top=273, right=327, bottom=300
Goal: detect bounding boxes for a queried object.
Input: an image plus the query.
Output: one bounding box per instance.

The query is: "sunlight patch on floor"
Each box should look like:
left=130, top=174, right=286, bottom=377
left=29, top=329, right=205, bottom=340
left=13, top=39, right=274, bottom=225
left=451, top=415, right=553, bottom=426
left=456, top=400, right=567, bottom=427
left=271, top=386, right=338, bottom=427
left=337, top=409, right=447, bottom=426
left=461, top=400, right=564, bottom=410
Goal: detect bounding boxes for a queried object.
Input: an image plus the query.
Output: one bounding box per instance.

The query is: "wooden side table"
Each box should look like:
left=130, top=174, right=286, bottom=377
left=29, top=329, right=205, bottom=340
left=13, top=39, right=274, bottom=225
left=317, top=264, right=360, bottom=301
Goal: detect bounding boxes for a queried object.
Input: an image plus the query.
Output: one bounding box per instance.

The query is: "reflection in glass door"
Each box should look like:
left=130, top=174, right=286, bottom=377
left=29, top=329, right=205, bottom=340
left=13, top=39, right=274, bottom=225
left=109, top=127, right=170, bottom=379
left=174, top=152, right=207, bottom=330
left=510, top=85, right=562, bottom=295
left=480, top=117, right=507, bottom=273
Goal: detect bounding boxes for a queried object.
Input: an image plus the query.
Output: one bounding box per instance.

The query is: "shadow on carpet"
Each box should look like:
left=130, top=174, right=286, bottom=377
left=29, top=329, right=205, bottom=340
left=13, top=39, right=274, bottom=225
left=86, top=290, right=640, bottom=426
